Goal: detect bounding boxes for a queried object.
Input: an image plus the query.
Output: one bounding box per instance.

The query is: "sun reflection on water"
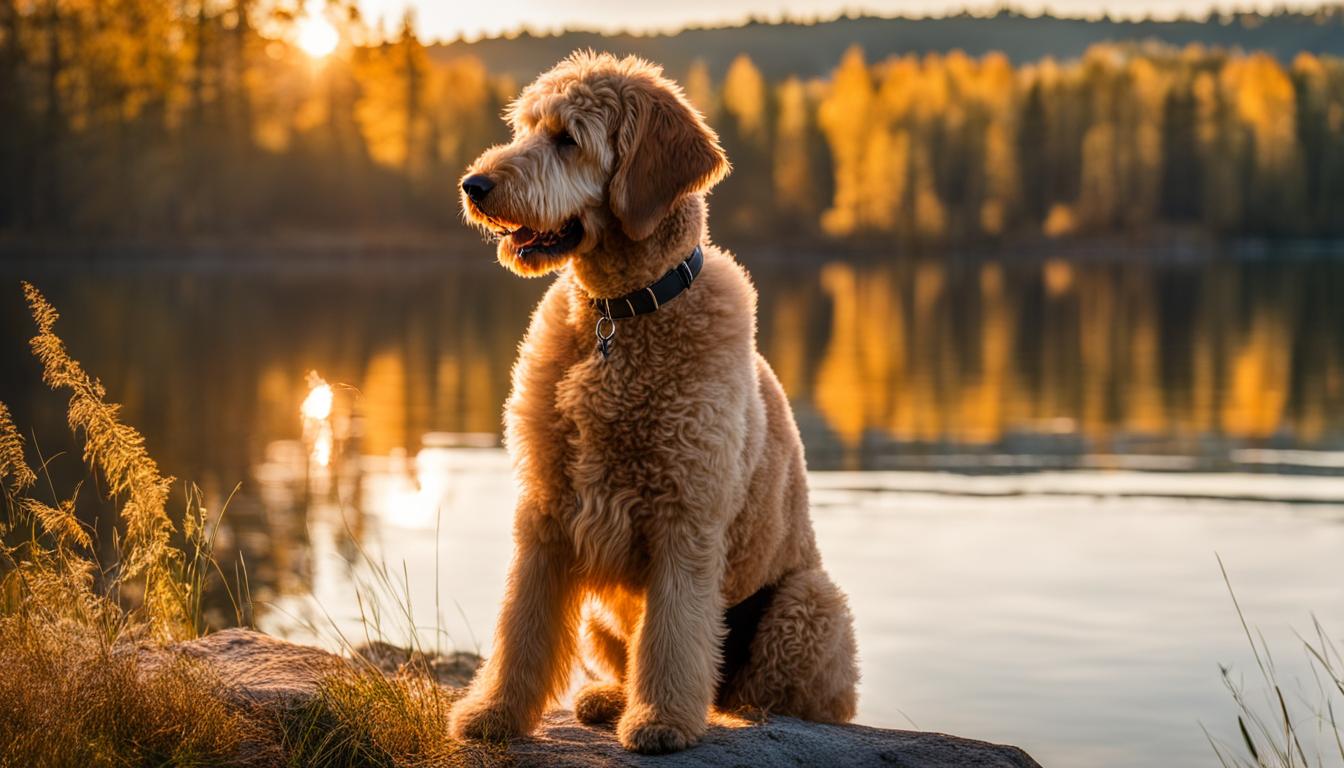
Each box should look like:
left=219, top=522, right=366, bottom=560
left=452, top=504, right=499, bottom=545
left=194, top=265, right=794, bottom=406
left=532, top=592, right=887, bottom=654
left=301, top=376, right=333, bottom=421
left=301, top=372, right=335, bottom=467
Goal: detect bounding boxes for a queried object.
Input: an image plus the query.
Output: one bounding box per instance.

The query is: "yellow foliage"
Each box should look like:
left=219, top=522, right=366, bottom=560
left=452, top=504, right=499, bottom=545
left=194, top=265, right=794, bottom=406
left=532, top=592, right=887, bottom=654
left=859, top=127, right=908, bottom=231
left=912, top=155, right=946, bottom=240
left=723, top=54, right=767, bottom=142
left=1293, top=51, right=1326, bottom=80
left=1042, top=203, right=1079, bottom=238
left=913, top=52, right=951, bottom=122
left=1226, top=53, right=1298, bottom=175
left=684, top=58, right=717, bottom=118
left=1080, top=122, right=1118, bottom=227
left=773, top=78, right=815, bottom=215
left=980, top=120, right=1016, bottom=235
left=353, top=26, right=433, bottom=174
left=978, top=53, right=1016, bottom=113
left=876, top=56, right=920, bottom=121
left=819, top=47, right=874, bottom=236
left=432, top=56, right=493, bottom=165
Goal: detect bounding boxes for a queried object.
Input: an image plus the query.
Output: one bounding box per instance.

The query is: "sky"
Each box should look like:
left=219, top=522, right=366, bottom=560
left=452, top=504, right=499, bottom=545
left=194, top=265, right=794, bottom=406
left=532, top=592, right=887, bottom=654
left=352, top=0, right=1333, bottom=42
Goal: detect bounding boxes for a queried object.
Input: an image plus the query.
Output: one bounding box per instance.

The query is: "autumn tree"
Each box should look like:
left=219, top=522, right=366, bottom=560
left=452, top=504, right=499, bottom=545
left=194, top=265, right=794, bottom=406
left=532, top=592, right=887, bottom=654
left=717, top=53, right=770, bottom=232
left=772, top=77, right=821, bottom=222
left=818, top=46, right=874, bottom=236
left=1291, top=53, right=1344, bottom=235
left=683, top=57, right=716, bottom=119
left=1224, top=52, right=1305, bottom=234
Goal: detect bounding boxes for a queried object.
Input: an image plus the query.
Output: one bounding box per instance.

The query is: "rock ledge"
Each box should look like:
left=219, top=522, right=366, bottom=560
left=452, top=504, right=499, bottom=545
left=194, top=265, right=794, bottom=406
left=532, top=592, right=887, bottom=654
left=166, top=629, right=1041, bottom=768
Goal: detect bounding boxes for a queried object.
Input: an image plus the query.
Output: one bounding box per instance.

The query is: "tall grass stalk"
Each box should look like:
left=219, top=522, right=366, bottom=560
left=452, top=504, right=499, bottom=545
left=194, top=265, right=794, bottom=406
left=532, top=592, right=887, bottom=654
left=1209, top=555, right=1344, bottom=768
left=22, top=281, right=190, bottom=638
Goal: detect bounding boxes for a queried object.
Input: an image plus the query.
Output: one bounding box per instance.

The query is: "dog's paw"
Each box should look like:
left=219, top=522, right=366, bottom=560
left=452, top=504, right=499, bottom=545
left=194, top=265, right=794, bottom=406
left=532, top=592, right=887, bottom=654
left=575, top=682, right=626, bottom=725
left=616, top=708, right=702, bottom=754
left=449, top=695, right=526, bottom=743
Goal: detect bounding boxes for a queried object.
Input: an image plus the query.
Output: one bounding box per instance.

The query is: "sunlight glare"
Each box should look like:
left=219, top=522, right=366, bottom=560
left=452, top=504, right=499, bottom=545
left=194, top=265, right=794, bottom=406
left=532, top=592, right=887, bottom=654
left=296, top=14, right=339, bottom=58
left=301, top=377, right=334, bottom=421
left=310, top=425, right=333, bottom=467
left=301, top=372, right=335, bottom=467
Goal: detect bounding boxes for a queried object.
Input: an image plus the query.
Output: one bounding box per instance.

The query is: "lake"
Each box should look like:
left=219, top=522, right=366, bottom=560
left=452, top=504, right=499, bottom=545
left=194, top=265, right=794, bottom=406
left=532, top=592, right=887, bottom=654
left=3, top=243, right=1344, bottom=767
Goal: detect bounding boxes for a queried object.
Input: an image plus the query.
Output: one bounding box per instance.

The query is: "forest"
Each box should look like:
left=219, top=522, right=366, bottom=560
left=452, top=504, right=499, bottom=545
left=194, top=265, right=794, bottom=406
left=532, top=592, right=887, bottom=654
left=1, top=1, right=1342, bottom=243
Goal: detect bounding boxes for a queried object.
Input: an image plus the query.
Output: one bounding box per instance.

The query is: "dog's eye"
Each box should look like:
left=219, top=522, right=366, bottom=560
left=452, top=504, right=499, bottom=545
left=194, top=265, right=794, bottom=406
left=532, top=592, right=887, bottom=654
left=554, top=129, right=577, bottom=148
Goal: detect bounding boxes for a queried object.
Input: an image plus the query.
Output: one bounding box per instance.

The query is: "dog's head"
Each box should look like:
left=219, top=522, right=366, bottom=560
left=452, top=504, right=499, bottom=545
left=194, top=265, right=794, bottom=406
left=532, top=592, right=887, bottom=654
left=460, top=52, right=729, bottom=277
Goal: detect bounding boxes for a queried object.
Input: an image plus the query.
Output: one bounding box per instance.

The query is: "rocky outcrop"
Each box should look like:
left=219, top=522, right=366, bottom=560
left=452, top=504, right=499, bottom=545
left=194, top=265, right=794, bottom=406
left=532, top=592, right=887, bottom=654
left=168, top=628, right=354, bottom=705
left=509, top=710, right=1042, bottom=767
left=162, top=629, right=1041, bottom=768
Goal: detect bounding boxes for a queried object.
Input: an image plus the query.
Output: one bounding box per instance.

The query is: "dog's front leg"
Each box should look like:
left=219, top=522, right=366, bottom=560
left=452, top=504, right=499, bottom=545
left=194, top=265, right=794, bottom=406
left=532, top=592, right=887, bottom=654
left=618, top=526, right=725, bottom=753
left=449, top=531, right=580, bottom=741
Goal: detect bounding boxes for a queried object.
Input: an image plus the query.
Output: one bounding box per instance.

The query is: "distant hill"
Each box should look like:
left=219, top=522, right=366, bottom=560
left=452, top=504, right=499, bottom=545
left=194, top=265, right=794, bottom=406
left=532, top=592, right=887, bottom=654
left=430, top=8, right=1344, bottom=81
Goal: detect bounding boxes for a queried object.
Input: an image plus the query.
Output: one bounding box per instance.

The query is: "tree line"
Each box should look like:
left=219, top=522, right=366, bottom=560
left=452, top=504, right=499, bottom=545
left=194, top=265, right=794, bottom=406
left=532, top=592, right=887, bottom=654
left=766, top=43, right=1344, bottom=242
left=0, top=0, right=511, bottom=235
left=1, top=1, right=1341, bottom=243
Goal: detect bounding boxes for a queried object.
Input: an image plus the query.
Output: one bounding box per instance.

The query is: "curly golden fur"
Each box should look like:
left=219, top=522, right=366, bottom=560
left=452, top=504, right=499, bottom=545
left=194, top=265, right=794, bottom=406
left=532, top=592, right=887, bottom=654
left=450, top=51, right=859, bottom=754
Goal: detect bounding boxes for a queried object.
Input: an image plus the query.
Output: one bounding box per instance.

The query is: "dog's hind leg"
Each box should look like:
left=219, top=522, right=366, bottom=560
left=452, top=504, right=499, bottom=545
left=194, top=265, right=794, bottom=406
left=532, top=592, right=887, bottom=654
left=575, top=595, right=637, bottom=725
left=716, top=567, right=859, bottom=723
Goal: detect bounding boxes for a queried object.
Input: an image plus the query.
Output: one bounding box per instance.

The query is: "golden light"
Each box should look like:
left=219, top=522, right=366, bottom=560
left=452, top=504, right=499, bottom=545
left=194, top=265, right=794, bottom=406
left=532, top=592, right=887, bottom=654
left=301, top=376, right=334, bottom=421
left=295, top=14, right=339, bottom=59
left=310, top=425, right=333, bottom=468
left=300, top=373, right=335, bottom=468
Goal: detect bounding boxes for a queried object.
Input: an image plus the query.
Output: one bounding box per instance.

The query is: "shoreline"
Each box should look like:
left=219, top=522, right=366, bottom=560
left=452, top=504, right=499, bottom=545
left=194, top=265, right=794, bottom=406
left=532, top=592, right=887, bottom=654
left=4, top=232, right=1344, bottom=275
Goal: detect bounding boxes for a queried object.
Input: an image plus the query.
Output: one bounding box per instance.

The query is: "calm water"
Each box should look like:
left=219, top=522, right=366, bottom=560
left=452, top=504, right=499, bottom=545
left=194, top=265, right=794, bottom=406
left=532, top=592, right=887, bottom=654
left=3, top=246, right=1344, bottom=767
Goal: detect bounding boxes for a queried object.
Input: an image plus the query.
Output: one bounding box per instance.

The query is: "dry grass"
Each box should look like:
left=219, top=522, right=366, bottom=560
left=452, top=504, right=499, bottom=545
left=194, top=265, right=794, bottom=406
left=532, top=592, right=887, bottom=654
left=281, top=669, right=483, bottom=768
left=0, top=618, right=268, bottom=768
left=22, top=281, right=187, bottom=638
left=0, top=283, right=492, bottom=768
left=1208, top=556, right=1344, bottom=768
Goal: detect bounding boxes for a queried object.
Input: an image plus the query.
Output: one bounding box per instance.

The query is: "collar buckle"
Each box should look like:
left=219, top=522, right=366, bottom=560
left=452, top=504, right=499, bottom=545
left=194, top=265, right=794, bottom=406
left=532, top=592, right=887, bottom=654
left=587, top=244, right=703, bottom=359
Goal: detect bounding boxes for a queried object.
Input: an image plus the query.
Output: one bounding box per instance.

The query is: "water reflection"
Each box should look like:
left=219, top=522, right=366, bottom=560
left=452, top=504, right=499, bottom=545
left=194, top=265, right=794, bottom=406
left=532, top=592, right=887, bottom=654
left=761, top=258, right=1344, bottom=465
left=252, top=438, right=514, bottom=652
left=5, top=254, right=1342, bottom=480
left=2, top=252, right=1341, bottom=603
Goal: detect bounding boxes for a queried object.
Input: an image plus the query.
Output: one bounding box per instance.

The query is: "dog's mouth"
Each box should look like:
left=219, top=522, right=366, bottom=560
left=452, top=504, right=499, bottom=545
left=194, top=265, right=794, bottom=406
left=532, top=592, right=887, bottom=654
left=502, top=218, right=584, bottom=259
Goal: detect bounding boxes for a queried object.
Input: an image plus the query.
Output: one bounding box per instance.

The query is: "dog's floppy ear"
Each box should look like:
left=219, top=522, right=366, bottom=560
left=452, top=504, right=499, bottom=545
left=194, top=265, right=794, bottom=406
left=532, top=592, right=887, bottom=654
left=609, top=80, right=730, bottom=241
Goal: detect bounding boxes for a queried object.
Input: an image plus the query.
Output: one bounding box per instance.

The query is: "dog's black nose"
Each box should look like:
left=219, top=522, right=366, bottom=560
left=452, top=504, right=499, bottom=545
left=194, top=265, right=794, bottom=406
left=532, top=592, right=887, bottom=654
left=462, top=174, right=495, bottom=204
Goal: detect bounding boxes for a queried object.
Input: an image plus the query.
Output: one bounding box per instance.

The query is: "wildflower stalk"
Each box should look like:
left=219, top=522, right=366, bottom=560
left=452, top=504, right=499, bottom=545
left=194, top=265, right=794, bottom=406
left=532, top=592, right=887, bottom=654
left=21, top=281, right=189, bottom=637
left=0, top=402, right=36, bottom=499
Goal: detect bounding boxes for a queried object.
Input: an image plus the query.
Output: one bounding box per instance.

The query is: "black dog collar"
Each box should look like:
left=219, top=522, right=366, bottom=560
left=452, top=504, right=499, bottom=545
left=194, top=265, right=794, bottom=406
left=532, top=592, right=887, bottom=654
left=592, top=245, right=703, bottom=319
left=591, top=245, right=703, bottom=359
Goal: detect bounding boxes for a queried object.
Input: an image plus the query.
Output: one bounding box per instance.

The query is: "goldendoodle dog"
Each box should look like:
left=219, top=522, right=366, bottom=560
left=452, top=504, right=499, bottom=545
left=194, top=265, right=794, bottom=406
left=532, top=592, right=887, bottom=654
left=450, top=51, right=859, bottom=754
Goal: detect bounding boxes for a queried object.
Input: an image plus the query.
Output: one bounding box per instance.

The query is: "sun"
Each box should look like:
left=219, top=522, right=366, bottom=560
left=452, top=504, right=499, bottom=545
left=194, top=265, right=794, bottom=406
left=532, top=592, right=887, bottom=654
left=296, top=14, right=339, bottom=58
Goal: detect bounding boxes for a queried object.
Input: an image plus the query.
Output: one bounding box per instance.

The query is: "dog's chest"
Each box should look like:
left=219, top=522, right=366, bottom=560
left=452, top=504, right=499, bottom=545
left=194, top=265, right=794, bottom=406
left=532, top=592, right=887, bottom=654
left=549, top=346, right=699, bottom=575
